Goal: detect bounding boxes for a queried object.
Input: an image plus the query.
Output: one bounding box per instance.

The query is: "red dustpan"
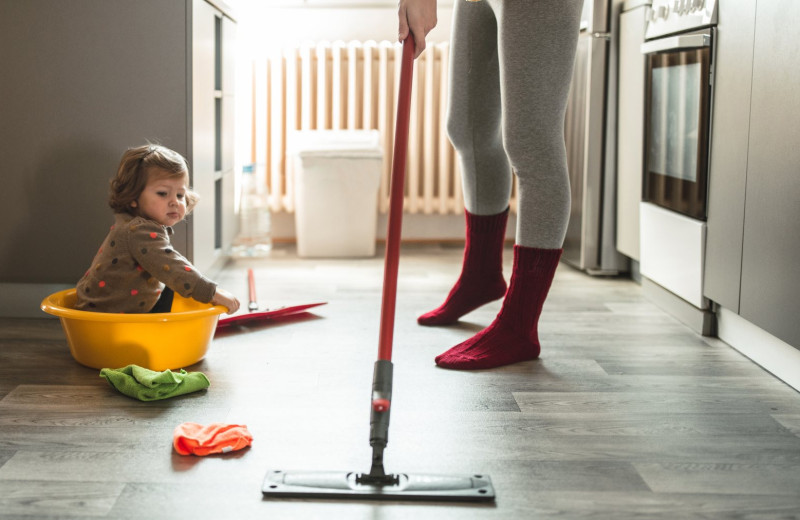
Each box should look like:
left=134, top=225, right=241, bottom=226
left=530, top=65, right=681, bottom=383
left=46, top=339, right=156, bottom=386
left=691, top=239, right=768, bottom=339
left=216, top=270, right=326, bottom=332
left=261, top=36, right=495, bottom=502
left=215, top=303, right=326, bottom=330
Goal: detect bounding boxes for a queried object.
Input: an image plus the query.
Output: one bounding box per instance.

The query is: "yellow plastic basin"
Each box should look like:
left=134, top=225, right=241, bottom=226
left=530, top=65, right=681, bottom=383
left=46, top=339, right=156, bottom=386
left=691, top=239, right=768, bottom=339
left=41, top=288, right=226, bottom=371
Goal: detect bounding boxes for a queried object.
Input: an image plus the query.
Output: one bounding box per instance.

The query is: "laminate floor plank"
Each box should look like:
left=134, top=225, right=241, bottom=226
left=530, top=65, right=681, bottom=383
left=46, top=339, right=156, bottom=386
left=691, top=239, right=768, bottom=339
left=772, top=415, right=800, bottom=437
left=513, top=391, right=800, bottom=415
left=0, top=425, right=219, bottom=453
left=507, top=491, right=800, bottom=520
left=383, top=410, right=793, bottom=437
left=0, top=340, right=88, bottom=387
left=0, top=480, right=124, bottom=518
left=0, top=384, right=219, bottom=410
left=378, top=433, right=800, bottom=465
left=2, top=244, right=799, bottom=519
left=634, top=462, right=800, bottom=495
left=0, top=449, right=267, bottom=485
left=473, top=374, right=796, bottom=395
left=0, top=318, right=64, bottom=341
left=0, top=407, right=231, bottom=428
left=0, top=450, right=14, bottom=469
left=593, top=358, right=769, bottom=378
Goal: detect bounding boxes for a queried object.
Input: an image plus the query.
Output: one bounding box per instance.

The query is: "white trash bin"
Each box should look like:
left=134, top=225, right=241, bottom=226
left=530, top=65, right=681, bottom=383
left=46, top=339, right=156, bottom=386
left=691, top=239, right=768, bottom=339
left=289, top=130, right=383, bottom=257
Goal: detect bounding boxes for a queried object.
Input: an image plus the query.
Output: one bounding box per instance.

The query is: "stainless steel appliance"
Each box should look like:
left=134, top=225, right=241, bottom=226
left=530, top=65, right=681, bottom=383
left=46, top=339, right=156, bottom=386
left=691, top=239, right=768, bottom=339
left=639, top=0, right=717, bottom=334
left=643, top=24, right=714, bottom=218
left=563, top=0, right=629, bottom=275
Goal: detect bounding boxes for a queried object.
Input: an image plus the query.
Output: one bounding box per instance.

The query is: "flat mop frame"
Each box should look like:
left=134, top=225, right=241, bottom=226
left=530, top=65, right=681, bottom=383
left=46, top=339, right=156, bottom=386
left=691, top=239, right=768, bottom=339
left=262, top=37, right=495, bottom=502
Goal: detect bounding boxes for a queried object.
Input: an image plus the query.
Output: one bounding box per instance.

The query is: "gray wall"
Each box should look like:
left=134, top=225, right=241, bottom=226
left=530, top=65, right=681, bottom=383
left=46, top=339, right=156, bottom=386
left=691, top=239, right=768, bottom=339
left=0, top=0, right=190, bottom=314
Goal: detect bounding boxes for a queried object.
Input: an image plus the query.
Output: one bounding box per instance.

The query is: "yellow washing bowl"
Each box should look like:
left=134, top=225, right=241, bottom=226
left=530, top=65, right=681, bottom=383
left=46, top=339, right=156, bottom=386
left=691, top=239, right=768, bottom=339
left=41, top=288, right=226, bottom=371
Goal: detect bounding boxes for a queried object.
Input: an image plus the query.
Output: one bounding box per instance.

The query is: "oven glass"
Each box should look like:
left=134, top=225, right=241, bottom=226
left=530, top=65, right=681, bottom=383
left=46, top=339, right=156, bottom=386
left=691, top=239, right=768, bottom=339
left=650, top=62, right=701, bottom=182
left=644, top=47, right=710, bottom=220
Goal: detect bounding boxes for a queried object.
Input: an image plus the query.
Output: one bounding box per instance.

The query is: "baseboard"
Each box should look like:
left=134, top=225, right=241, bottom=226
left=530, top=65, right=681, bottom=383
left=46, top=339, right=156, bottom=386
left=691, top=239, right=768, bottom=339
left=1, top=283, right=73, bottom=318
left=641, top=276, right=716, bottom=336
left=717, top=306, right=800, bottom=393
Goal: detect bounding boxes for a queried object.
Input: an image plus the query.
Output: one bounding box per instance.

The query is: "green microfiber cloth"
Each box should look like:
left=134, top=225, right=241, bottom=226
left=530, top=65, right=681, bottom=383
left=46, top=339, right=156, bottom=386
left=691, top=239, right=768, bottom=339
left=99, top=364, right=210, bottom=401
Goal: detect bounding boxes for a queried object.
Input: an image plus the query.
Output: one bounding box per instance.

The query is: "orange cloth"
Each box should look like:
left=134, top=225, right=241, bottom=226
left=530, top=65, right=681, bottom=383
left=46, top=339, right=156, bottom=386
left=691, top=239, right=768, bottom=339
left=173, top=422, right=253, bottom=456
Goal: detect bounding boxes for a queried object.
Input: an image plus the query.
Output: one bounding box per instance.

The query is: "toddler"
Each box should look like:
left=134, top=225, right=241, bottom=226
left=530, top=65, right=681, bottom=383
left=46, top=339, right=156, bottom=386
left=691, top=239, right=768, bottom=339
left=76, top=144, right=240, bottom=314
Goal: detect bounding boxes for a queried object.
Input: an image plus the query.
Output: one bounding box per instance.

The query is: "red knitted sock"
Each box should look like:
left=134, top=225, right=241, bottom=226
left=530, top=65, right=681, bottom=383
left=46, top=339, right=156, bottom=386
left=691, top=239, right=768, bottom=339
left=435, top=246, right=561, bottom=370
left=418, top=209, right=509, bottom=326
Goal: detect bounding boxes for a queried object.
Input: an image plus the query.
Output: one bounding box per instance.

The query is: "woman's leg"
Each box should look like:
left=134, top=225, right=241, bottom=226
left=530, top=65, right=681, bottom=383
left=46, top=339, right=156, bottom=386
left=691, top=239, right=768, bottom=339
left=418, top=0, right=511, bottom=326
left=498, top=0, right=582, bottom=249
left=445, top=0, right=511, bottom=215
left=436, top=0, right=583, bottom=369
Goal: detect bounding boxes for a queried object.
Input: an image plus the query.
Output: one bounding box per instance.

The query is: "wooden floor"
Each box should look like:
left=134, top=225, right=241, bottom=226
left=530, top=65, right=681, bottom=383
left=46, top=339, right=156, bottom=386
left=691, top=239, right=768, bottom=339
left=2, top=244, right=800, bottom=519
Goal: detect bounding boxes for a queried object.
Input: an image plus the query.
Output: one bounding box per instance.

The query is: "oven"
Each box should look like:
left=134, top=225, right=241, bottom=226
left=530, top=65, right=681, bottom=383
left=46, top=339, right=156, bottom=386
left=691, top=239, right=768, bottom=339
left=638, top=0, right=718, bottom=334
left=642, top=28, right=713, bottom=220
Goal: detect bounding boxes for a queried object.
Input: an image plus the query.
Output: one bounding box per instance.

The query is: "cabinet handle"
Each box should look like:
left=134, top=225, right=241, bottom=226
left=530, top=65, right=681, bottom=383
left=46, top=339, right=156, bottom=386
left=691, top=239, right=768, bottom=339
left=641, top=33, right=709, bottom=54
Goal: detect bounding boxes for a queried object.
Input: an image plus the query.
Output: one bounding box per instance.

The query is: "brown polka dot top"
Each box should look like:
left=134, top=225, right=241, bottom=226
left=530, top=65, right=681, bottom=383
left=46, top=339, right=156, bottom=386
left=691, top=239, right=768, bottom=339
left=75, top=213, right=217, bottom=313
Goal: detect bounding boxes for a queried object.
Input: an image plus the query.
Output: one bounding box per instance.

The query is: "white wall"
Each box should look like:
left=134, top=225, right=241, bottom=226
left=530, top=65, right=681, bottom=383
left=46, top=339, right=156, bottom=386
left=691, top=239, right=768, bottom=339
left=229, top=0, right=481, bottom=241
left=231, top=0, right=454, bottom=58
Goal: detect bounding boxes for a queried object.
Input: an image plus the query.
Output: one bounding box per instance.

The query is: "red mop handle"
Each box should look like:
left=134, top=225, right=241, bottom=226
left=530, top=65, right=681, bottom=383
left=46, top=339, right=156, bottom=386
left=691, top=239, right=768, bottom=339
left=248, top=269, right=257, bottom=310
left=377, top=36, right=415, bottom=362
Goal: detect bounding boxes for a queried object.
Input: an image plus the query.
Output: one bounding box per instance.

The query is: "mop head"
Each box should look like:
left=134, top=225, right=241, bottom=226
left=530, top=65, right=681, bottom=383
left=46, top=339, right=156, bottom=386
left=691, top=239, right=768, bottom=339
left=262, top=469, right=494, bottom=501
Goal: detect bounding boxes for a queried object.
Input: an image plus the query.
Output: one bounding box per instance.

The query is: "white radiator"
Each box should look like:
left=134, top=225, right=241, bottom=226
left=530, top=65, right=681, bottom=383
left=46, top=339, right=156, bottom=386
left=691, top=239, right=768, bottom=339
left=250, top=40, right=516, bottom=216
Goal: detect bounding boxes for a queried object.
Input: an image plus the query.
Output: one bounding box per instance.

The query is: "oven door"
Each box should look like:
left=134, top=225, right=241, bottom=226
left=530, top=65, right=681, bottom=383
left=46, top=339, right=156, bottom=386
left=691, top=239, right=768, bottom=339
left=642, top=30, right=712, bottom=220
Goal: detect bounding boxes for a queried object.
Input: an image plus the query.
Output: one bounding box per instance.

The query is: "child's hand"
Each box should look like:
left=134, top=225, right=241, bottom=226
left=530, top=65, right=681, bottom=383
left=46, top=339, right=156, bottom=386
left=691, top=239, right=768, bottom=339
left=212, top=287, right=241, bottom=314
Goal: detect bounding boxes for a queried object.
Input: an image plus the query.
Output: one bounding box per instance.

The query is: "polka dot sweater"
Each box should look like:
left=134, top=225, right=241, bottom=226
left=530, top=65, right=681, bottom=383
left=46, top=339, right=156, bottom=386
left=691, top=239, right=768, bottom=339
left=75, top=213, right=217, bottom=313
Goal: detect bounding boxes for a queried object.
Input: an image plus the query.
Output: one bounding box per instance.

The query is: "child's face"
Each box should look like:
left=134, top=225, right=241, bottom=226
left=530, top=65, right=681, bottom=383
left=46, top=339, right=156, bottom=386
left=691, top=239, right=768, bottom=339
left=134, top=169, right=188, bottom=227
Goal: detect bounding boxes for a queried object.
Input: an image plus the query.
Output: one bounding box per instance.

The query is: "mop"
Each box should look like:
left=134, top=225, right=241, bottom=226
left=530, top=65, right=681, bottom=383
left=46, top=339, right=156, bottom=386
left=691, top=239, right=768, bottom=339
left=261, top=36, right=496, bottom=502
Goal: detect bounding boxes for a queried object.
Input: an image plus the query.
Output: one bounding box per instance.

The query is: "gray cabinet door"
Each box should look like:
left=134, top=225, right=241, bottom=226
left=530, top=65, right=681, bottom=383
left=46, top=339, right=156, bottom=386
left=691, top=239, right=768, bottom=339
left=190, top=0, right=237, bottom=274
left=703, top=0, right=757, bottom=313
left=191, top=0, right=218, bottom=273
left=615, top=3, right=649, bottom=261
left=739, top=0, right=800, bottom=348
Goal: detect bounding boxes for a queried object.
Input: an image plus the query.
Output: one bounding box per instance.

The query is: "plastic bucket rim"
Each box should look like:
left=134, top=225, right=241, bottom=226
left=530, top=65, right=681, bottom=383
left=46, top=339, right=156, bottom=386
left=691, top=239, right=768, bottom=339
left=41, top=288, right=226, bottom=323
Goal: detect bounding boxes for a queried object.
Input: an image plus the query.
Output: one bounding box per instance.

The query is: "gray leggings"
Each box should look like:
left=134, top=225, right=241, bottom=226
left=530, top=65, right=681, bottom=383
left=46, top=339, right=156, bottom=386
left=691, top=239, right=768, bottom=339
left=446, top=0, right=582, bottom=249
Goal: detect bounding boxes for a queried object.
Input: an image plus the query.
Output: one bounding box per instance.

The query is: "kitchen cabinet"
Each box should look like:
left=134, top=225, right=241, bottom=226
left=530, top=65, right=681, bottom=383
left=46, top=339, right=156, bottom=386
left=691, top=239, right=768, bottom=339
left=704, top=0, right=800, bottom=348
left=615, top=0, right=650, bottom=261
left=738, top=0, right=800, bottom=348
left=0, top=0, right=235, bottom=317
left=191, top=0, right=237, bottom=274
left=703, top=0, right=756, bottom=312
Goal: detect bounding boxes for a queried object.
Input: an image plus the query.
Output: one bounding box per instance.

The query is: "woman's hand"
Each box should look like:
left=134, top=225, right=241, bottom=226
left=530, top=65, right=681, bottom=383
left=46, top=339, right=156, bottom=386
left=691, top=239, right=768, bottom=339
left=212, top=287, right=241, bottom=315
left=398, top=0, right=437, bottom=59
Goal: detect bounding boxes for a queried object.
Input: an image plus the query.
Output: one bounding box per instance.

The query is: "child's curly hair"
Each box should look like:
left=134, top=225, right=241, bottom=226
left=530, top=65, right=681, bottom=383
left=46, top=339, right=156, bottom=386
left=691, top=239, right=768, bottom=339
left=109, top=144, right=199, bottom=215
